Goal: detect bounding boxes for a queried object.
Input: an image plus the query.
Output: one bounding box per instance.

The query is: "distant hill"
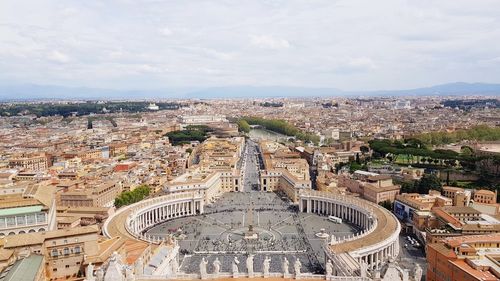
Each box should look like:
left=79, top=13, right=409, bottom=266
left=0, top=84, right=196, bottom=101
left=184, top=86, right=344, bottom=98
left=0, top=82, right=498, bottom=100
left=364, top=82, right=500, bottom=96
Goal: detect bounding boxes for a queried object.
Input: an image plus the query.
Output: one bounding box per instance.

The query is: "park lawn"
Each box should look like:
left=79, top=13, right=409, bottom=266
left=454, top=181, right=473, bottom=188
left=368, top=161, right=386, bottom=167
left=394, top=154, right=419, bottom=164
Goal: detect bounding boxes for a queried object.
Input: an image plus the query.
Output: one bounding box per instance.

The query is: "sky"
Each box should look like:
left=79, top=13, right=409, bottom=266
left=0, top=0, right=500, bottom=91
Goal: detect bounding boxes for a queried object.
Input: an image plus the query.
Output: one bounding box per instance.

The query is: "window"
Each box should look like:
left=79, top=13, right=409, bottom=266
left=16, top=216, right=25, bottom=225
left=36, top=213, right=46, bottom=223
left=51, top=249, right=58, bottom=257
left=6, top=217, right=15, bottom=227
left=65, top=265, right=70, bottom=268
left=26, top=215, right=35, bottom=224
left=63, top=248, right=70, bottom=255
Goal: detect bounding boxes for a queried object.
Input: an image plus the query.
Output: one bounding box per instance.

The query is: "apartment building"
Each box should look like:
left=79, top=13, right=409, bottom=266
left=259, top=141, right=312, bottom=202
left=394, top=190, right=452, bottom=231
left=339, top=171, right=401, bottom=204
left=108, top=142, right=128, bottom=157
left=426, top=206, right=500, bottom=243
left=62, top=148, right=102, bottom=161
left=474, top=189, right=498, bottom=204
left=8, top=154, right=48, bottom=171
left=442, top=186, right=498, bottom=205
left=180, top=115, right=228, bottom=125
left=59, top=180, right=122, bottom=208
left=427, top=234, right=500, bottom=281
left=164, top=137, right=243, bottom=203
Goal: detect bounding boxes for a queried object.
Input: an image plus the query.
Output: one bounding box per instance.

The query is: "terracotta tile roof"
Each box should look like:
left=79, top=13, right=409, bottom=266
left=432, top=207, right=462, bottom=228
left=445, top=233, right=500, bottom=248
left=121, top=240, right=150, bottom=265
left=427, top=242, right=457, bottom=258
left=475, top=189, right=495, bottom=196
left=449, top=260, right=498, bottom=281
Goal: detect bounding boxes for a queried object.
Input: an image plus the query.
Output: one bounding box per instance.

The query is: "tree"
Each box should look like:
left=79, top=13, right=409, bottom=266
left=87, top=118, right=93, bottom=129
left=460, top=146, right=474, bottom=156
left=360, top=145, right=370, bottom=155
left=237, top=119, right=250, bottom=133
left=324, top=138, right=335, bottom=146
left=415, top=174, right=442, bottom=194
left=349, top=162, right=363, bottom=173
left=165, top=126, right=212, bottom=145
left=115, top=185, right=151, bottom=208
left=379, top=200, right=393, bottom=211
left=400, top=181, right=416, bottom=193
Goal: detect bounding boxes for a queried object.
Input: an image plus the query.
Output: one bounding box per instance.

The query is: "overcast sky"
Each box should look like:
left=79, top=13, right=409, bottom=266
left=1, top=0, right=500, bottom=91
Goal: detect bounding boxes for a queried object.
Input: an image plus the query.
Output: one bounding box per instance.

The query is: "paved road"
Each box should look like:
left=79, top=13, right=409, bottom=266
left=397, top=233, right=427, bottom=280
left=241, top=139, right=261, bottom=192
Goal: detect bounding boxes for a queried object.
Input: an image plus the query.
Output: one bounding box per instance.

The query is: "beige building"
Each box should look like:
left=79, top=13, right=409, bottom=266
left=339, top=171, right=401, bottom=204
left=362, top=175, right=401, bottom=204
left=259, top=141, right=312, bottom=202
left=63, top=148, right=102, bottom=161
left=473, top=189, right=497, bottom=204
left=59, top=180, right=122, bottom=208
left=164, top=137, right=243, bottom=203
left=0, top=185, right=57, bottom=237
left=109, top=142, right=128, bottom=157
left=1, top=225, right=100, bottom=280
left=8, top=154, right=48, bottom=171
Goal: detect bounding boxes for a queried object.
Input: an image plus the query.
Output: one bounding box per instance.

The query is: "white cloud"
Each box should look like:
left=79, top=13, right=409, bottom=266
left=0, top=0, right=500, bottom=90
left=47, top=51, right=70, bottom=63
left=134, top=64, right=169, bottom=74
left=159, top=27, right=173, bottom=36
left=347, top=57, right=377, bottom=70
left=250, top=35, right=290, bottom=50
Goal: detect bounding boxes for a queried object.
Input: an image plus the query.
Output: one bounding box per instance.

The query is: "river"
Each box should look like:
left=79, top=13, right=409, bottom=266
left=248, top=128, right=290, bottom=142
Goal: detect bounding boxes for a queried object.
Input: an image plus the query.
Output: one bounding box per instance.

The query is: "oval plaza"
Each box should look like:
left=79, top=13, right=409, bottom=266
left=102, top=137, right=409, bottom=281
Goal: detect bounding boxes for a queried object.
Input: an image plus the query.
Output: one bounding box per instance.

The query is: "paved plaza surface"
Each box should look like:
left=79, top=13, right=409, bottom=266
left=145, top=191, right=359, bottom=274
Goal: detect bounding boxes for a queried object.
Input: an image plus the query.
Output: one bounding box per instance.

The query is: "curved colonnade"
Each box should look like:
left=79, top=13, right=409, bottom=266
left=103, top=192, right=204, bottom=243
left=298, top=190, right=400, bottom=276
left=104, top=190, right=400, bottom=279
